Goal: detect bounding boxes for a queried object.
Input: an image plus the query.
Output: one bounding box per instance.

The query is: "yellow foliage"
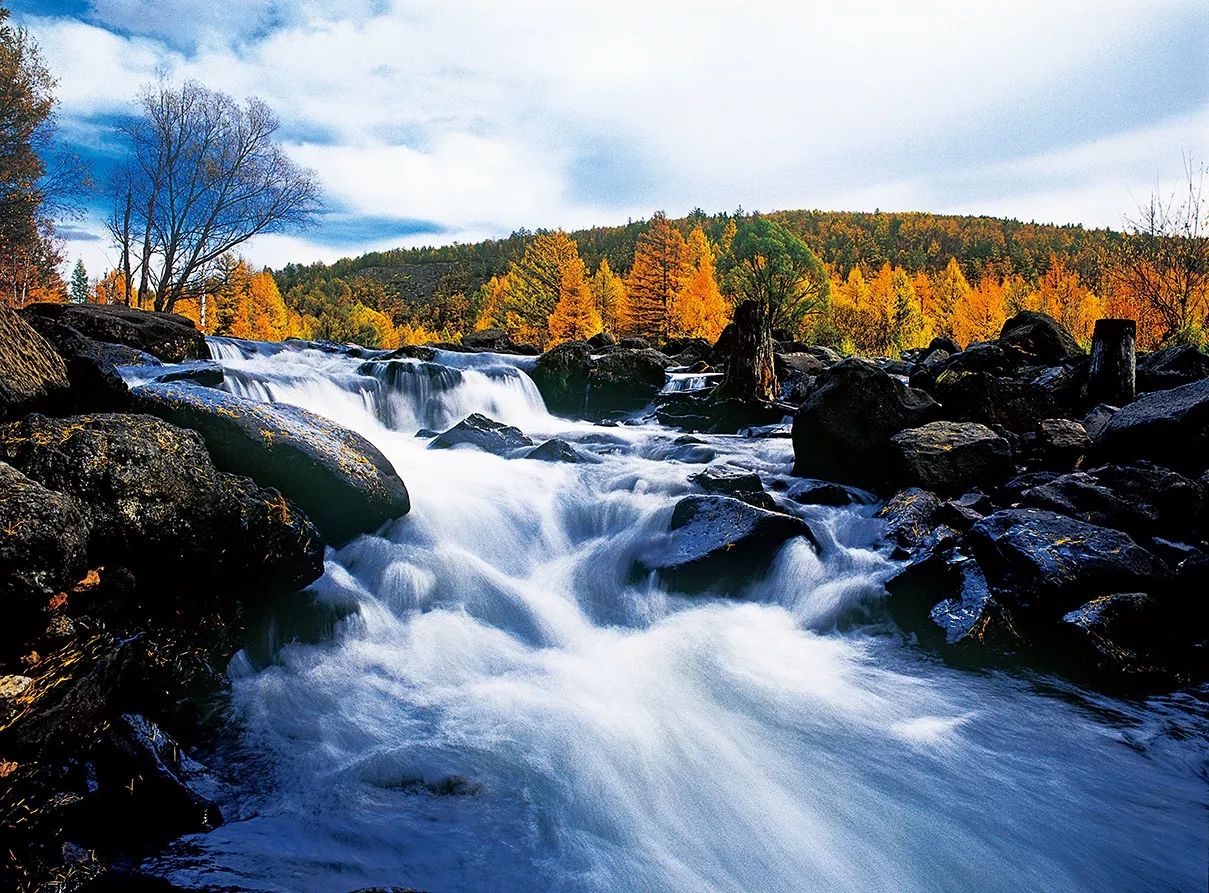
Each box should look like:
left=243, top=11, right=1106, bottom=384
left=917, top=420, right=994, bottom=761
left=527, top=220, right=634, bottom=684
left=668, top=227, right=729, bottom=341
left=547, top=256, right=603, bottom=344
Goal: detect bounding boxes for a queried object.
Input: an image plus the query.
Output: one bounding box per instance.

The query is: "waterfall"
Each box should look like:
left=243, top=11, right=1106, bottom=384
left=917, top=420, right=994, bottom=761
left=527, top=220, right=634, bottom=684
left=144, top=337, right=1209, bottom=893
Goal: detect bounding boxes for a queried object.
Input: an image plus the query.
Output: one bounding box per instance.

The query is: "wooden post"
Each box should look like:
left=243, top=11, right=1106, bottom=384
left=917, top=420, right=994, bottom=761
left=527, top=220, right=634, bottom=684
left=1088, top=318, right=1136, bottom=406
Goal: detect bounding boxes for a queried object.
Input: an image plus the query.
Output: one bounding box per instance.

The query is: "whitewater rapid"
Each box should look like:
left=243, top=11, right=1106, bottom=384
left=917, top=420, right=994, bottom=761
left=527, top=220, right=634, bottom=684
left=146, top=338, right=1207, bottom=893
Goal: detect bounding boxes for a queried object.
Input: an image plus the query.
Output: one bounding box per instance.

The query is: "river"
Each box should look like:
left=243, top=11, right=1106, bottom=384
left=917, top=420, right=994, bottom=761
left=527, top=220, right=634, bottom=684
left=143, top=338, right=1208, bottom=893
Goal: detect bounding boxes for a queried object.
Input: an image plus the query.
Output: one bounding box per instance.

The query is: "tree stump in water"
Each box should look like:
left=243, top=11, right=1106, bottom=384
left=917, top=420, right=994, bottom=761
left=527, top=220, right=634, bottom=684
left=716, top=300, right=778, bottom=402
left=1088, top=318, right=1136, bottom=406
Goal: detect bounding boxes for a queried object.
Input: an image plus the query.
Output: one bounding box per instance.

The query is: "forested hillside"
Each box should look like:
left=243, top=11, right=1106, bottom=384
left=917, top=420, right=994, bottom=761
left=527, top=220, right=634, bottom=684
left=264, top=208, right=1154, bottom=352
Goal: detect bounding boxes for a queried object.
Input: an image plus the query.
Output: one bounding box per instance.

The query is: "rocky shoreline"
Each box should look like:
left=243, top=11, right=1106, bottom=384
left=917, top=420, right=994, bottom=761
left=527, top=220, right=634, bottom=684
left=0, top=304, right=410, bottom=890
left=2, top=303, right=1207, bottom=889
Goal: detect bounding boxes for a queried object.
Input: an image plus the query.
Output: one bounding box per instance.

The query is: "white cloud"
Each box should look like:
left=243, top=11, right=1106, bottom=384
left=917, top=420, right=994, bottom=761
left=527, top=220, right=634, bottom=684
left=23, top=0, right=1209, bottom=275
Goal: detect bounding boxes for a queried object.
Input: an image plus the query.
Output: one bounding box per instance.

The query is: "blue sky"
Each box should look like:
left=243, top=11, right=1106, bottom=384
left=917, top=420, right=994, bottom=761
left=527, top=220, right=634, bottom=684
left=12, top=0, right=1209, bottom=278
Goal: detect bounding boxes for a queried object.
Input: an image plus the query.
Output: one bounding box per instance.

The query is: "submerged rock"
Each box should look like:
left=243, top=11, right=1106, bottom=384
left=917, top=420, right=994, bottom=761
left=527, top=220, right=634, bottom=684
left=0, top=304, right=69, bottom=419
left=132, top=381, right=409, bottom=545
left=526, top=438, right=580, bottom=463
left=890, top=421, right=1011, bottom=493
left=152, top=361, right=225, bottom=388
left=791, top=358, right=938, bottom=489
left=431, top=413, right=534, bottom=455
left=20, top=303, right=208, bottom=363
left=689, top=463, right=777, bottom=510
left=638, top=494, right=816, bottom=592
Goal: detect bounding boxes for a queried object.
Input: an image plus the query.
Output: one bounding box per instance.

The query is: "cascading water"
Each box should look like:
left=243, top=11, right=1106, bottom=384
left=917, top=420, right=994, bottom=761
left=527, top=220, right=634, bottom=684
left=146, top=339, right=1208, bottom=893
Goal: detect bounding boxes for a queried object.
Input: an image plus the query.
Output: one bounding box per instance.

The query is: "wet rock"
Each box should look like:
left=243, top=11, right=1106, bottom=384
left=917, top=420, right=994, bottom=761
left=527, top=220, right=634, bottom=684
left=689, top=464, right=777, bottom=510
left=638, top=495, right=816, bottom=591
left=968, top=508, right=1172, bottom=617
left=662, top=337, right=713, bottom=365
left=1081, top=403, right=1118, bottom=441
left=1058, top=593, right=1184, bottom=677
left=1094, top=377, right=1209, bottom=474
left=775, top=352, right=829, bottom=378
left=890, top=421, right=1011, bottom=494
left=151, top=361, right=224, bottom=388
left=0, top=304, right=69, bottom=419
left=20, top=303, right=208, bottom=363
left=1136, top=344, right=1209, bottom=393
left=876, top=488, right=943, bottom=554
left=928, top=559, right=1024, bottom=650
left=0, top=413, right=324, bottom=599
left=133, top=381, right=410, bottom=545
left=526, top=438, right=579, bottom=463
left=460, top=328, right=513, bottom=352
left=1032, top=418, right=1092, bottom=470
left=654, top=391, right=789, bottom=434
left=588, top=348, right=672, bottom=411
left=998, top=311, right=1085, bottom=365
left=0, top=462, right=90, bottom=647
left=84, top=714, right=223, bottom=844
left=530, top=341, right=592, bottom=414
left=619, top=336, right=651, bottom=350
left=785, top=479, right=860, bottom=507
left=20, top=322, right=132, bottom=414
left=937, top=490, right=992, bottom=531
left=931, top=370, right=1057, bottom=432
left=381, top=344, right=437, bottom=361
left=431, top=412, right=534, bottom=455
left=791, top=358, right=938, bottom=489
left=1015, top=462, right=1204, bottom=542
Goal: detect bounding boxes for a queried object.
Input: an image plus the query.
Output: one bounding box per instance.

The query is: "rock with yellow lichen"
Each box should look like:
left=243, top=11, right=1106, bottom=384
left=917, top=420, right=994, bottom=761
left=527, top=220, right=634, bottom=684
left=133, top=381, right=410, bottom=544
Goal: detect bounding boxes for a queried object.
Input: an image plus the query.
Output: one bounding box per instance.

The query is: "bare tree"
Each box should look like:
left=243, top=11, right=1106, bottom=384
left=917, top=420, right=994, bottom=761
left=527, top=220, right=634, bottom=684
left=108, top=78, right=322, bottom=313
left=1109, top=158, right=1209, bottom=345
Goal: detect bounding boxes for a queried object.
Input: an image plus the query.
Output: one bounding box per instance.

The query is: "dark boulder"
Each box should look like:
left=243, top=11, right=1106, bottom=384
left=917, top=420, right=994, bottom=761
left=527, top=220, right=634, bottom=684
left=588, top=348, right=672, bottom=411
left=431, top=412, right=534, bottom=455
left=460, top=328, right=513, bottom=352
left=783, top=479, right=861, bottom=507
left=531, top=341, right=592, bottom=414
left=791, top=358, right=938, bottom=489
left=0, top=462, right=90, bottom=645
left=968, top=508, right=1172, bottom=617
left=132, top=381, right=409, bottom=545
left=1136, top=344, right=1209, bottom=393
left=876, top=487, right=943, bottom=554
left=1059, top=593, right=1192, bottom=678
left=587, top=332, right=616, bottom=349
left=0, top=412, right=324, bottom=598
left=927, top=559, right=1024, bottom=650
left=654, top=391, right=789, bottom=434
left=890, top=421, right=1011, bottom=494
left=20, top=303, right=208, bottom=363
left=775, top=352, right=829, bottom=378
left=20, top=322, right=132, bottom=413
left=84, top=713, right=223, bottom=845
left=0, top=304, right=69, bottom=419
left=689, top=464, right=777, bottom=510
left=928, top=335, right=962, bottom=355
left=526, top=438, right=579, bottom=463
left=1015, top=462, right=1204, bottom=542
left=931, top=370, right=1057, bottom=432
left=998, top=311, right=1085, bottom=365
left=619, top=336, right=651, bottom=350
left=1030, top=418, right=1092, bottom=470
left=152, top=361, right=224, bottom=388
left=1081, top=403, right=1117, bottom=441
left=637, top=495, right=816, bottom=592
left=1094, top=377, right=1209, bottom=474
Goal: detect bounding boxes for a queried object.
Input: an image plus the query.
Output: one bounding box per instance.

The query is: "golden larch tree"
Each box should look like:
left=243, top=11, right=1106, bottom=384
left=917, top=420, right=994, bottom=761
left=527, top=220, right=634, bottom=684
left=930, top=257, right=971, bottom=338
left=590, top=259, right=630, bottom=336
left=502, top=231, right=583, bottom=346
left=547, top=255, right=602, bottom=344
left=954, top=274, right=1008, bottom=346
left=669, top=226, right=729, bottom=341
left=626, top=212, right=689, bottom=341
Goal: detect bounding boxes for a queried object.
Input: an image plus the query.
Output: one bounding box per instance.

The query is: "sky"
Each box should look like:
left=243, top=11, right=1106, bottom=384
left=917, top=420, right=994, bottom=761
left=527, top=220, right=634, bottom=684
left=12, top=0, right=1209, bottom=279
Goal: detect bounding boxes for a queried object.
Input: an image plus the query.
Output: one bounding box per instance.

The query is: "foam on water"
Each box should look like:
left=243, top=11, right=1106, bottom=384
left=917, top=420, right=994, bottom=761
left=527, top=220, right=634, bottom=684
left=146, top=337, right=1209, bottom=893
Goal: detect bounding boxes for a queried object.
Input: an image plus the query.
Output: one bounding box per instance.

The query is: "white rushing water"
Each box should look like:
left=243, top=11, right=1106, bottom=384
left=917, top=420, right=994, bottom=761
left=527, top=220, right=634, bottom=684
left=149, top=338, right=1208, bottom=893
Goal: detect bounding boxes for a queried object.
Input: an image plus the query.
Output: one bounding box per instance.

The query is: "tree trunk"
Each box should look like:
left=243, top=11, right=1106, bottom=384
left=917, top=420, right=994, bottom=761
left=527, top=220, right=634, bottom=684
left=716, top=300, right=778, bottom=402
left=1088, top=318, right=1136, bottom=406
